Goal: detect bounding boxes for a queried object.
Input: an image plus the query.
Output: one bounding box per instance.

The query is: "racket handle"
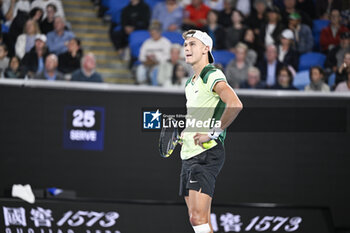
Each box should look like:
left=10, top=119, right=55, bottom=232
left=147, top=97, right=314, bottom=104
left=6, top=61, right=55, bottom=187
left=202, top=140, right=217, bottom=149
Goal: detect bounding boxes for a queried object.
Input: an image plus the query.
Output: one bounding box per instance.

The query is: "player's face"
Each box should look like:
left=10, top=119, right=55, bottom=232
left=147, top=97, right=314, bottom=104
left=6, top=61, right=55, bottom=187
left=183, top=37, right=207, bottom=65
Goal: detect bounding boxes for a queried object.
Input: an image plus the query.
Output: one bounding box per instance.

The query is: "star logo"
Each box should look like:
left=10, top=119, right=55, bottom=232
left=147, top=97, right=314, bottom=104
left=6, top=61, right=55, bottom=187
left=150, top=109, right=162, bottom=122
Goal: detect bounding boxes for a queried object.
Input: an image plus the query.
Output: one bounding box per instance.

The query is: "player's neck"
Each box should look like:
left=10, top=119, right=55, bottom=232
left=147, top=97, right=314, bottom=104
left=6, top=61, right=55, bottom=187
left=192, top=60, right=209, bottom=78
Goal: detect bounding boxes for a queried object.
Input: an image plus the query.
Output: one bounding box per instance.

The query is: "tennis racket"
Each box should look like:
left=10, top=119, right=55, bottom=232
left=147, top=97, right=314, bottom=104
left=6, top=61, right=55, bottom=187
left=159, top=118, right=216, bottom=158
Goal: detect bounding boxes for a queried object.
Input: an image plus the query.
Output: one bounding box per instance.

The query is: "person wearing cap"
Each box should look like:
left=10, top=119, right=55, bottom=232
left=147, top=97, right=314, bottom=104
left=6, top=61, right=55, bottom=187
left=180, top=29, right=243, bottom=233
left=325, top=32, right=350, bottom=74
left=136, top=21, right=172, bottom=84
left=279, top=0, right=312, bottom=29
left=277, top=29, right=299, bottom=71
left=320, top=9, right=349, bottom=53
left=20, top=34, right=50, bottom=79
left=288, top=12, right=313, bottom=54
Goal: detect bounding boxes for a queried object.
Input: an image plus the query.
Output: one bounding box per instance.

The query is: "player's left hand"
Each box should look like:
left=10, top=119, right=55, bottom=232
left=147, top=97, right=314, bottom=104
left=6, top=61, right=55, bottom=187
left=193, top=133, right=210, bottom=149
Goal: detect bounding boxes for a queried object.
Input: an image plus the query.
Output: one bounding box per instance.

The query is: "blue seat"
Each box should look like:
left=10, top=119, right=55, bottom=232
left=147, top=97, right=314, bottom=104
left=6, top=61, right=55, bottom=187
left=293, top=70, right=310, bottom=90
left=298, top=52, right=326, bottom=71
left=312, top=19, right=330, bottom=51
left=328, top=73, right=336, bottom=87
left=129, top=30, right=151, bottom=59
left=211, top=50, right=235, bottom=68
left=162, top=31, right=184, bottom=45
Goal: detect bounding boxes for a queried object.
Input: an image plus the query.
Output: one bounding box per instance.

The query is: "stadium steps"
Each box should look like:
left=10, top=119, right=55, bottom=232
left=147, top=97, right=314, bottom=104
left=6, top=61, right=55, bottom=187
left=62, top=0, right=134, bottom=84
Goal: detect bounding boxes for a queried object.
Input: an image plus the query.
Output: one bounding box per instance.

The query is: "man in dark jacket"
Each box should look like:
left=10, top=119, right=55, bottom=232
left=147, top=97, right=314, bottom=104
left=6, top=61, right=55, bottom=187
left=111, top=0, right=151, bottom=56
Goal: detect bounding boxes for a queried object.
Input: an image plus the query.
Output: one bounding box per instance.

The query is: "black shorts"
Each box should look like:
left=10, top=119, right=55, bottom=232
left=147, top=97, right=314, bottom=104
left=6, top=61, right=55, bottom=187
left=179, top=140, right=225, bottom=198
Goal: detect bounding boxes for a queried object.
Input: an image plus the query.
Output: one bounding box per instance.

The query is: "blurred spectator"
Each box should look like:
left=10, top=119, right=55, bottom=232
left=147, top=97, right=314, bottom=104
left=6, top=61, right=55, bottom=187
left=20, top=34, right=49, bottom=79
left=280, top=0, right=312, bottom=28
left=271, top=66, right=297, bottom=90
left=335, top=51, right=350, bottom=85
left=240, top=66, right=266, bottom=89
left=204, top=0, right=224, bottom=11
left=166, top=63, right=190, bottom=87
left=46, top=16, right=75, bottom=55
left=218, top=0, right=233, bottom=28
left=71, top=53, right=103, bottom=83
left=34, top=53, right=64, bottom=81
left=341, top=9, right=350, bottom=29
left=4, top=56, right=25, bottom=79
left=246, top=0, right=267, bottom=37
left=29, top=7, right=43, bottom=22
left=225, top=9, right=246, bottom=52
left=335, top=71, right=350, bottom=91
left=325, top=31, right=350, bottom=74
left=225, top=42, right=252, bottom=88
left=259, top=6, right=284, bottom=47
left=136, top=21, right=171, bottom=84
left=242, top=28, right=259, bottom=65
left=257, top=44, right=283, bottom=87
left=304, top=66, right=330, bottom=92
left=288, top=12, right=313, bottom=54
left=235, top=0, right=251, bottom=17
left=151, top=0, right=183, bottom=32
left=110, top=0, right=150, bottom=56
left=157, top=43, right=192, bottom=86
left=278, top=29, right=299, bottom=71
left=58, top=38, right=82, bottom=75
left=203, top=10, right=226, bottom=50
left=315, top=0, right=342, bottom=20
left=320, top=9, right=349, bottom=53
left=0, top=44, right=10, bottom=71
left=15, top=19, right=40, bottom=59
left=31, top=0, right=65, bottom=19
left=2, top=0, right=30, bottom=26
left=182, top=0, right=210, bottom=31
left=40, top=3, right=56, bottom=34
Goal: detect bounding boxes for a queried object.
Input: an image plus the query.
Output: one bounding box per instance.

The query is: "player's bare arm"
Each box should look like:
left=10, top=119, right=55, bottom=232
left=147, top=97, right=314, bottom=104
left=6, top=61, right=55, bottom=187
left=193, top=81, right=243, bottom=147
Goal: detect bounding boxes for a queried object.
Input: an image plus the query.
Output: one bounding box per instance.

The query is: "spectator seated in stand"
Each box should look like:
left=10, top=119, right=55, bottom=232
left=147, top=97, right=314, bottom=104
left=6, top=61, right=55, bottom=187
left=287, top=12, right=313, bottom=54
left=257, top=44, right=283, bottom=88
left=40, top=3, right=57, bottom=34
left=240, top=66, right=266, bottom=89
left=20, top=34, right=50, bottom=79
left=71, top=53, right=103, bottom=83
left=324, top=32, right=350, bottom=74
left=259, top=6, right=284, bottom=48
left=225, top=9, right=246, bottom=52
left=34, top=53, right=64, bottom=81
left=110, top=0, right=151, bottom=57
left=151, top=0, right=183, bottom=32
left=320, top=9, right=349, bottom=53
left=182, top=0, right=210, bottom=31
left=46, top=16, right=75, bottom=55
left=29, top=7, right=43, bottom=23
left=4, top=56, right=25, bottom=79
left=156, top=43, right=192, bottom=87
left=218, top=0, right=233, bottom=29
left=58, top=38, right=83, bottom=77
left=335, top=72, right=350, bottom=92
left=271, top=66, right=297, bottom=90
left=225, top=42, right=252, bottom=89
left=203, top=9, right=226, bottom=50
left=277, top=29, right=299, bottom=72
left=30, top=0, right=65, bottom=19
left=335, top=52, right=350, bottom=86
left=304, top=66, right=330, bottom=92
left=15, top=19, right=40, bottom=59
left=245, top=0, right=267, bottom=37
left=0, top=44, right=10, bottom=72
left=204, top=0, right=224, bottom=11
left=136, top=21, right=172, bottom=85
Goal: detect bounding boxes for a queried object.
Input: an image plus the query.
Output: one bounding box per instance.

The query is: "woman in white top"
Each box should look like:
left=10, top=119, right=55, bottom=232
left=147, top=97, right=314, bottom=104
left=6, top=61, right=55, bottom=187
left=15, top=19, right=41, bottom=59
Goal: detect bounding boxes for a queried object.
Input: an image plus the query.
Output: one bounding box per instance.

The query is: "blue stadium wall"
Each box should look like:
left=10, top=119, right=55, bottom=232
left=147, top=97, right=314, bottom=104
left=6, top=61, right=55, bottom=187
left=0, top=81, right=349, bottom=229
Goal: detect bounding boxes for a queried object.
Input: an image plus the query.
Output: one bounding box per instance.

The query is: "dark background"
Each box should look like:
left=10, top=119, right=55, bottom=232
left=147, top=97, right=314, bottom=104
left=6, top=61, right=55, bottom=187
left=0, top=84, right=349, bottom=229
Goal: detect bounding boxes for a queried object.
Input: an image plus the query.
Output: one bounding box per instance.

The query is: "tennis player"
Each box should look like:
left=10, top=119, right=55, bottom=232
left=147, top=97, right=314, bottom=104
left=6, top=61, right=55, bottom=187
left=180, top=30, right=243, bottom=233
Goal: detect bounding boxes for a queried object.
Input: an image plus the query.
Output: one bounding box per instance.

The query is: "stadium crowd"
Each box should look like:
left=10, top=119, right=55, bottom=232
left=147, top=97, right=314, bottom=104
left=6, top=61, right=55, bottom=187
left=0, top=0, right=102, bottom=82
left=105, top=0, right=350, bottom=91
